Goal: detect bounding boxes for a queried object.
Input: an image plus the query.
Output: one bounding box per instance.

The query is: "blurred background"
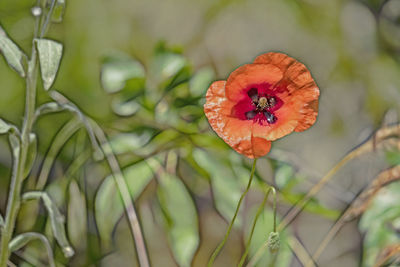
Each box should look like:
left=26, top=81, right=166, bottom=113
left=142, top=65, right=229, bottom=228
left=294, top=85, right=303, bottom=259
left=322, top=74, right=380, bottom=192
left=1, top=0, right=400, bottom=266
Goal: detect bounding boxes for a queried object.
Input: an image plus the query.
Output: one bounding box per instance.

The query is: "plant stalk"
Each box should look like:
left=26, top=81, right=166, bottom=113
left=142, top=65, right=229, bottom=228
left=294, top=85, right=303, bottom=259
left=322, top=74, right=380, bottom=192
left=207, top=158, right=258, bottom=267
left=0, top=47, right=38, bottom=267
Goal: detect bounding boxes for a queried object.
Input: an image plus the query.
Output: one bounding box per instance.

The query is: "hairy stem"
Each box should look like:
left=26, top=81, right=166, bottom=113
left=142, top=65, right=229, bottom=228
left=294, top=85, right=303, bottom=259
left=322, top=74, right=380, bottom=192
left=207, top=158, right=258, bottom=267
left=0, top=41, right=38, bottom=267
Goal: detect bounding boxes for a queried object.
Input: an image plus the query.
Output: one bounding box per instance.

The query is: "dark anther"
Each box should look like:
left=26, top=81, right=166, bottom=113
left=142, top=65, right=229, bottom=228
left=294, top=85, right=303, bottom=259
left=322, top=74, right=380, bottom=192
left=245, top=110, right=257, bottom=120
left=264, top=111, right=277, bottom=124
left=247, top=88, right=259, bottom=102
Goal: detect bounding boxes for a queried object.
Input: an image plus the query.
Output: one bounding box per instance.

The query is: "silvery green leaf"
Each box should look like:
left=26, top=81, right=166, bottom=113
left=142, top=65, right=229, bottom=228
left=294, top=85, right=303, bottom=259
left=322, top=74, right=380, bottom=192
left=0, top=26, right=26, bottom=77
left=109, top=132, right=152, bottom=154
left=101, top=54, right=145, bottom=93
left=111, top=97, right=140, bottom=116
left=95, top=160, right=154, bottom=249
left=67, top=180, right=87, bottom=250
left=193, top=148, right=243, bottom=226
left=0, top=118, right=11, bottom=134
left=9, top=232, right=55, bottom=267
left=22, top=191, right=74, bottom=258
left=23, top=133, right=37, bottom=179
left=35, top=38, right=63, bottom=90
left=189, top=67, right=215, bottom=96
left=157, top=172, right=199, bottom=267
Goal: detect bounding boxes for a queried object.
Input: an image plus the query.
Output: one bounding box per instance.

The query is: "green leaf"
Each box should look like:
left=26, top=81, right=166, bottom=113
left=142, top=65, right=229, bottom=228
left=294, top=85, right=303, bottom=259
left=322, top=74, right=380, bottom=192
left=0, top=118, right=12, bottom=134
left=67, top=180, right=87, bottom=250
left=111, top=97, right=141, bottom=116
left=9, top=232, right=55, bottom=267
left=193, top=148, right=243, bottom=225
left=189, top=67, right=215, bottom=96
left=23, top=133, right=37, bottom=179
left=51, top=0, right=66, bottom=23
left=0, top=213, right=4, bottom=227
left=157, top=172, right=199, bottom=267
left=150, top=52, right=187, bottom=86
left=101, top=54, right=145, bottom=94
left=245, top=209, right=292, bottom=267
left=95, top=160, right=154, bottom=248
left=0, top=26, right=26, bottom=77
left=35, top=38, right=63, bottom=90
left=109, top=132, right=152, bottom=154
left=22, top=191, right=75, bottom=258
left=274, top=164, right=294, bottom=190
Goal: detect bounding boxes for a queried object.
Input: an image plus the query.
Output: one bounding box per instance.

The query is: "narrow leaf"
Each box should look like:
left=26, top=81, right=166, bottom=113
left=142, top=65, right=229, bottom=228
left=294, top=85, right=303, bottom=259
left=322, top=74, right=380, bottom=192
left=67, top=180, right=87, bottom=250
left=0, top=213, right=4, bottom=227
left=9, top=232, right=55, bottom=267
left=95, top=160, right=154, bottom=248
left=35, top=38, right=63, bottom=90
left=22, top=191, right=75, bottom=258
left=23, top=133, right=37, bottom=179
left=0, top=26, right=26, bottom=77
left=157, top=172, right=199, bottom=267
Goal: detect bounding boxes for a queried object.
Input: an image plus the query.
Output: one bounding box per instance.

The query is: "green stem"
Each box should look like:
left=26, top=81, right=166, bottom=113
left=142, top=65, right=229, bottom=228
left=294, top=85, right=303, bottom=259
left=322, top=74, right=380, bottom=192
left=0, top=43, right=38, bottom=267
left=238, top=185, right=277, bottom=267
left=207, top=158, right=258, bottom=267
left=0, top=1, right=55, bottom=263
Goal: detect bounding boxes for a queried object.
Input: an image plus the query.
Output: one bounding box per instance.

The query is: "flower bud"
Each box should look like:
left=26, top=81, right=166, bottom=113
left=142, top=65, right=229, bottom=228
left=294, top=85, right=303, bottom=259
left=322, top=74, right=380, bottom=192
left=267, top=231, right=280, bottom=254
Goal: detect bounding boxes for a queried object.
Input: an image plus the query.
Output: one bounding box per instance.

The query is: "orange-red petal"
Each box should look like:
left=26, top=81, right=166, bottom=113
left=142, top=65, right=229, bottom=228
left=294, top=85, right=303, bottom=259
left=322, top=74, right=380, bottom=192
left=254, top=52, right=320, bottom=132
left=225, top=64, right=283, bottom=102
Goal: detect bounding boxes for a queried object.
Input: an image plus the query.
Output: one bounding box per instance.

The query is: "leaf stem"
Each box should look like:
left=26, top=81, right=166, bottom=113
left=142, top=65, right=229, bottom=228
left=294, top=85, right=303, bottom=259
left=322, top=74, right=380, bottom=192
left=207, top=158, right=258, bottom=267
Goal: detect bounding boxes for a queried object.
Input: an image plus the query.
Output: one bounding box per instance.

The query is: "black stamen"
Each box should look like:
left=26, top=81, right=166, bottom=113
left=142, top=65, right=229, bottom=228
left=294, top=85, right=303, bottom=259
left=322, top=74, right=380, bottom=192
left=264, top=111, right=277, bottom=124
left=247, top=88, right=258, bottom=102
left=245, top=110, right=257, bottom=120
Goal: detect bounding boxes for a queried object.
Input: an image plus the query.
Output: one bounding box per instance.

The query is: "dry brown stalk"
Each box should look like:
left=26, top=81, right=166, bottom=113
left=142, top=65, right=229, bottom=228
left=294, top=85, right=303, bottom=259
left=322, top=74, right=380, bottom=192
left=247, top=124, right=400, bottom=267
left=307, top=164, right=400, bottom=267
left=373, top=244, right=400, bottom=267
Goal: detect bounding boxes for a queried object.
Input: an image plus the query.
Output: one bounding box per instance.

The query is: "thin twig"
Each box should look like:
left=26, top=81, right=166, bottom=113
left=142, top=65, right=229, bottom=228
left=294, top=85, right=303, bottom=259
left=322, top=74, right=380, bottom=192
left=288, top=236, right=316, bottom=267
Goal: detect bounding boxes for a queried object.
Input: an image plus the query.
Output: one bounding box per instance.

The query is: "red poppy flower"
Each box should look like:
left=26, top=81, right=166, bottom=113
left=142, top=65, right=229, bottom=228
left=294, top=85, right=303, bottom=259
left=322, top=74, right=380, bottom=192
left=204, top=52, right=320, bottom=158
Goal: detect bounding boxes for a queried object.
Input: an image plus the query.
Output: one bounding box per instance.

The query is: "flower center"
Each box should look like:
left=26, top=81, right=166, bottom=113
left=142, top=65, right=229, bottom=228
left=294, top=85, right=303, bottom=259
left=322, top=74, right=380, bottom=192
left=240, top=87, right=281, bottom=124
